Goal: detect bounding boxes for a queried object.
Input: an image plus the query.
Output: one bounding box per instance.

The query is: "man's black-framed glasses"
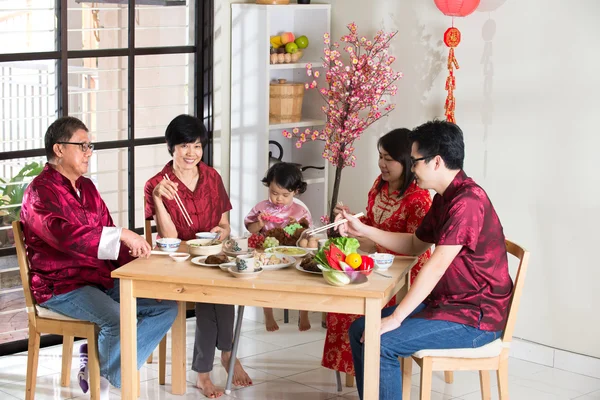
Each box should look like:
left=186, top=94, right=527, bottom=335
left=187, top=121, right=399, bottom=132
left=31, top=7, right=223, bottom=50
left=410, top=155, right=434, bottom=166
left=56, top=142, right=95, bottom=152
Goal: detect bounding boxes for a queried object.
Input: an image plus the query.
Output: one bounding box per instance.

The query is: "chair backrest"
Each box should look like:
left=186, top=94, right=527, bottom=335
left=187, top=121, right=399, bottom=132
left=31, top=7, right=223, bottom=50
left=501, top=239, right=530, bottom=343
left=143, top=196, right=153, bottom=246
left=12, top=220, right=38, bottom=323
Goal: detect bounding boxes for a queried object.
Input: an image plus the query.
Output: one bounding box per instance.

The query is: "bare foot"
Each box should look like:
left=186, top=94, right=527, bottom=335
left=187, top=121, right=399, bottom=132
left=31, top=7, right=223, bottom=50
left=196, top=372, right=224, bottom=398
left=263, top=308, right=279, bottom=332
left=298, top=311, right=311, bottom=331
left=221, top=352, right=253, bottom=387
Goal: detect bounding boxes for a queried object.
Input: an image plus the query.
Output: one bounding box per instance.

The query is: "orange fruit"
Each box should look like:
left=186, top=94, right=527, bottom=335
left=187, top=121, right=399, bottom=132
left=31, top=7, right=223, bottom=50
left=345, top=253, right=362, bottom=269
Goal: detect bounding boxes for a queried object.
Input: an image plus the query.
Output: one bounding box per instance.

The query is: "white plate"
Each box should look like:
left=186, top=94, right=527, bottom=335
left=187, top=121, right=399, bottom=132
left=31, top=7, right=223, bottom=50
left=190, top=255, right=235, bottom=267
left=259, top=254, right=296, bottom=271
left=295, top=263, right=322, bottom=275
left=264, top=246, right=308, bottom=258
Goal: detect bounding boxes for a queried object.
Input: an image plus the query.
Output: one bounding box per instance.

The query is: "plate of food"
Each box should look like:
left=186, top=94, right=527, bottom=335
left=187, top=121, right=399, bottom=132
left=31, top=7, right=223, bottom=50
left=190, top=254, right=234, bottom=267
left=264, top=246, right=308, bottom=258
left=296, top=255, right=322, bottom=275
left=256, top=252, right=296, bottom=271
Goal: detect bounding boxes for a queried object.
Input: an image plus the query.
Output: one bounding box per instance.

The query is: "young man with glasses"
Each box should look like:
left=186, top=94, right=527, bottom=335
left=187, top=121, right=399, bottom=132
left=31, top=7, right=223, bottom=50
left=337, top=120, right=513, bottom=400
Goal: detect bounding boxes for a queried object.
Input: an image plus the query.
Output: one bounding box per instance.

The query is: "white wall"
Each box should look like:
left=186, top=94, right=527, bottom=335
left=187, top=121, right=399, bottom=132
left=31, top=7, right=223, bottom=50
left=325, top=0, right=600, bottom=358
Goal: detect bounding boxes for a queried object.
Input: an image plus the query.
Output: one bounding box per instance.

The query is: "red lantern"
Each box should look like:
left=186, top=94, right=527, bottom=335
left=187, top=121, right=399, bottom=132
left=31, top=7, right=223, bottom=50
left=434, top=0, right=481, bottom=17
left=434, top=0, right=480, bottom=123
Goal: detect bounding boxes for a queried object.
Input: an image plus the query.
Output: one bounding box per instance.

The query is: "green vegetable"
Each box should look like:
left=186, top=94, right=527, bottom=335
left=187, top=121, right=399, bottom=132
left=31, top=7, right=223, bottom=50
left=314, top=237, right=360, bottom=270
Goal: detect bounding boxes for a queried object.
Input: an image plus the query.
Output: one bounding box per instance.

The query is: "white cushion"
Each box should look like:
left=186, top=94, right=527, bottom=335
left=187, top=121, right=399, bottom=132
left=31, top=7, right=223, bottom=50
left=413, top=339, right=508, bottom=359
left=34, top=305, right=79, bottom=321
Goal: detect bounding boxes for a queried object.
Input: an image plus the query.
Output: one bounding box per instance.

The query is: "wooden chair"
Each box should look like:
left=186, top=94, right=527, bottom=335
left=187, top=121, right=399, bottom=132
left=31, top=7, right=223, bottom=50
left=401, top=239, right=530, bottom=400
left=13, top=221, right=102, bottom=400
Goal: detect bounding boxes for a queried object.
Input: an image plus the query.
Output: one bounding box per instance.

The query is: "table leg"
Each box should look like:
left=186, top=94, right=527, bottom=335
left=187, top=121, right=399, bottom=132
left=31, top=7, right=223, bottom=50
left=363, top=298, right=381, bottom=400
left=119, top=279, right=137, bottom=400
left=171, top=301, right=187, bottom=395
left=225, top=305, right=245, bottom=394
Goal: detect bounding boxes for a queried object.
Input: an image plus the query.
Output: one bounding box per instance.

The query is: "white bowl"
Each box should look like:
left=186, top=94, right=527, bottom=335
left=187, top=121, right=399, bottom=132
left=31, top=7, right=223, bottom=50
left=195, top=232, right=220, bottom=240
left=169, top=253, right=190, bottom=263
left=186, top=239, right=223, bottom=256
left=156, top=238, right=181, bottom=252
left=369, top=252, right=395, bottom=271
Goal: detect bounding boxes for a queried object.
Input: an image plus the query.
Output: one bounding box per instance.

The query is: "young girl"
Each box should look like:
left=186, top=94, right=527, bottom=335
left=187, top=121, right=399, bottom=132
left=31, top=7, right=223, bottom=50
left=245, top=162, right=312, bottom=332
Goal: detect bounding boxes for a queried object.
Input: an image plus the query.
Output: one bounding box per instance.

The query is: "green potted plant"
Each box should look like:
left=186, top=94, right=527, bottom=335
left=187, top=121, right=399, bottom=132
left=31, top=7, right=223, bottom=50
left=0, top=162, right=44, bottom=247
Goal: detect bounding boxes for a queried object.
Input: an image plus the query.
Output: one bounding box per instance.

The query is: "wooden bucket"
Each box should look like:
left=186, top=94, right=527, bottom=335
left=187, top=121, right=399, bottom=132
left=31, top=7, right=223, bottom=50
left=256, top=0, right=290, bottom=4
left=269, top=79, right=304, bottom=124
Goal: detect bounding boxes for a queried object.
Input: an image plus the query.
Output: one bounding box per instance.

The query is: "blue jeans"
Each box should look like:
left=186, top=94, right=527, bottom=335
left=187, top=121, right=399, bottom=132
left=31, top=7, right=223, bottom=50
left=42, top=279, right=178, bottom=388
left=349, top=303, right=501, bottom=400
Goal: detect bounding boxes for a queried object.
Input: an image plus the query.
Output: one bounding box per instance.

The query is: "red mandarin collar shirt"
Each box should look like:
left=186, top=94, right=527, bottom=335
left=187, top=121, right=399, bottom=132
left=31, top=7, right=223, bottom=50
left=144, top=161, right=232, bottom=241
left=414, top=170, right=513, bottom=331
left=21, top=164, right=133, bottom=304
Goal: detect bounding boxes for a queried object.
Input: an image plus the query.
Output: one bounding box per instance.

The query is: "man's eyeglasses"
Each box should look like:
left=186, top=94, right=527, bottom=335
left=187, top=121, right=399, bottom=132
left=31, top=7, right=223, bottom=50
left=410, top=155, right=433, bottom=166
left=56, top=141, right=95, bottom=152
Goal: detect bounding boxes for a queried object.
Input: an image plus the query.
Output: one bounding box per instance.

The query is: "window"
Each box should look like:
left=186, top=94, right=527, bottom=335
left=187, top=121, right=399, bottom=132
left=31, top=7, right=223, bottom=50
left=0, top=0, right=213, bottom=349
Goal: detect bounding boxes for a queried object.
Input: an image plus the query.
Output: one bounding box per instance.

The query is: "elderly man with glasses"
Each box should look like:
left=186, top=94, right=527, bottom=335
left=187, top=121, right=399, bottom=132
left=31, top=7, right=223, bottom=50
left=20, top=117, right=178, bottom=400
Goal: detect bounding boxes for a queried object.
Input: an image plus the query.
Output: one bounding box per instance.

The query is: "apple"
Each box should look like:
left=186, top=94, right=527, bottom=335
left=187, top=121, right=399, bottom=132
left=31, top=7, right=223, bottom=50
left=280, top=32, right=295, bottom=45
left=285, top=42, right=299, bottom=54
left=295, top=35, right=309, bottom=49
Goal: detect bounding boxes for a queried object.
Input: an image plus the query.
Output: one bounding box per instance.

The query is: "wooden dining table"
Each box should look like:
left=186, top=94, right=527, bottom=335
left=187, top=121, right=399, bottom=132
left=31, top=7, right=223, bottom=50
left=111, top=249, right=417, bottom=399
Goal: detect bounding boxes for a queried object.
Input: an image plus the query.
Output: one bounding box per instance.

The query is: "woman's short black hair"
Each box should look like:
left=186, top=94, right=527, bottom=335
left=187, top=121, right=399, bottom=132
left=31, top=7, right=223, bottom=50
left=261, top=162, right=307, bottom=194
left=45, top=117, right=88, bottom=161
left=165, top=114, right=209, bottom=156
left=377, top=128, right=415, bottom=197
left=409, top=120, right=464, bottom=170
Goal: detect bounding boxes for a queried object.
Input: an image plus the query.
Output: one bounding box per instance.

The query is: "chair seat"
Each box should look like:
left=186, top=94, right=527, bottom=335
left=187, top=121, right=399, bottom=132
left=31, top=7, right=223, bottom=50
left=412, top=339, right=508, bottom=359
left=35, top=305, right=79, bottom=321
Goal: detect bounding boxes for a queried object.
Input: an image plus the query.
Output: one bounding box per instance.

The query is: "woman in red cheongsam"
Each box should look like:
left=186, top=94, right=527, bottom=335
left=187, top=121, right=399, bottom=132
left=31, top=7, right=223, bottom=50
left=321, top=128, right=432, bottom=377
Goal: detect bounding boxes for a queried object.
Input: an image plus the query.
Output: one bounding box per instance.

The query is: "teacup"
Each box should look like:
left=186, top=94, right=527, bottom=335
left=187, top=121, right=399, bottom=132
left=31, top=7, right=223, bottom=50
left=226, top=236, right=249, bottom=252
left=235, top=254, right=262, bottom=272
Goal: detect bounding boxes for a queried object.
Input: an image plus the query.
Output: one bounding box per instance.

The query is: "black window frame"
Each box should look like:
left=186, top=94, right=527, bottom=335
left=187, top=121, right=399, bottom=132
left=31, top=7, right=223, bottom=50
left=0, top=0, right=214, bottom=257
left=0, top=0, right=214, bottom=354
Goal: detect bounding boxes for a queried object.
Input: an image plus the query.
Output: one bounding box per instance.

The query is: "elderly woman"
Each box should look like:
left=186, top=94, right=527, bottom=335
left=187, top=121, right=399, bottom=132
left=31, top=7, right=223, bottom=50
left=144, top=114, right=251, bottom=398
left=20, top=117, right=178, bottom=400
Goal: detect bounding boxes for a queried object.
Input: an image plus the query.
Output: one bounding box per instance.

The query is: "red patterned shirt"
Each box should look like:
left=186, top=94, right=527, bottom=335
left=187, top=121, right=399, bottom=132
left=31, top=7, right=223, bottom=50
left=144, top=161, right=232, bottom=241
left=21, top=164, right=133, bottom=304
left=414, top=170, right=512, bottom=331
left=364, top=177, right=432, bottom=283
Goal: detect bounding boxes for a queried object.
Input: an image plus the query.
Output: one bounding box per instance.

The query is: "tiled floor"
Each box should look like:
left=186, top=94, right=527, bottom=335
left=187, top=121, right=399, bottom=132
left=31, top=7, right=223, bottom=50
left=1, top=310, right=599, bottom=399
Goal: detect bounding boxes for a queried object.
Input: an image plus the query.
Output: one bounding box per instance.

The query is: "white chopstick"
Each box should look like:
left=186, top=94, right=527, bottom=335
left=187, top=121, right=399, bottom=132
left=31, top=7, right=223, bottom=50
left=150, top=250, right=187, bottom=256
left=164, top=174, right=193, bottom=227
left=307, top=212, right=364, bottom=236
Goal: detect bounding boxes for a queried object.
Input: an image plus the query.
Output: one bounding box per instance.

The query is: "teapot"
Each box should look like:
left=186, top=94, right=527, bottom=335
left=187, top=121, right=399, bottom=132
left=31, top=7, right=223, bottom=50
left=268, top=140, right=325, bottom=172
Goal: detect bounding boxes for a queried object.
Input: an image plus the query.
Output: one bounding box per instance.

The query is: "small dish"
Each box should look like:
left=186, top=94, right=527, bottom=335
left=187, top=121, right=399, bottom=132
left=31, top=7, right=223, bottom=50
left=156, top=238, right=181, bottom=252
left=169, top=253, right=190, bottom=262
left=227, top=265, right=263, bottom=280
left=295, top=263, right=322, bottom=275
left=219, top=262, right=236, bottom=272
left=191, top=255, right=235, bottom=267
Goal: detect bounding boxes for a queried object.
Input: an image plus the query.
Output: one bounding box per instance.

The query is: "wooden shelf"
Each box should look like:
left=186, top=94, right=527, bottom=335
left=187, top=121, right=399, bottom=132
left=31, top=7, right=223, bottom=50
left=269, top=119, right=325, bottom=130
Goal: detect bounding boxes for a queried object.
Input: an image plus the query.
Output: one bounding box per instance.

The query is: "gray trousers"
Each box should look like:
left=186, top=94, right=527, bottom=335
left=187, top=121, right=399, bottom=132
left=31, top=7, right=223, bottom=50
left=192, top=302, right=235, bottom=373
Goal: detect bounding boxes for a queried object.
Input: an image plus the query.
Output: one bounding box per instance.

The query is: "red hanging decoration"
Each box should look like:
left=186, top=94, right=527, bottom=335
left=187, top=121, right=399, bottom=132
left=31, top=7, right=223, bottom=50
left=443, top=27, right=461, bottom=123
left=434, top=0, right=479, bottom=123
left=434, top=0, right=480, bottom=17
